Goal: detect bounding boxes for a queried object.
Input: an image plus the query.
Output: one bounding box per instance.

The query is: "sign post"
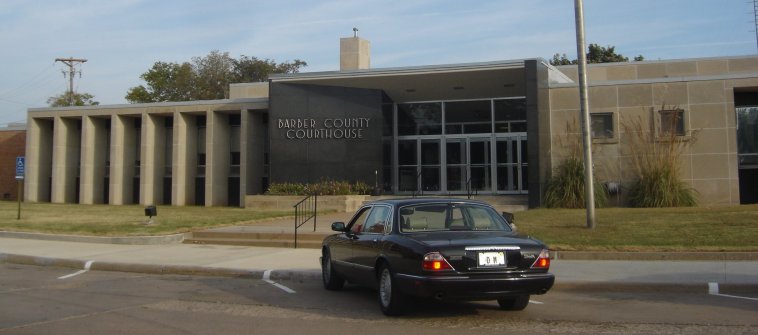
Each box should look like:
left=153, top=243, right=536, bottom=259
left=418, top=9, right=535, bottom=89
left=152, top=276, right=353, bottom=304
left=15, top=156, right=24, bottom=220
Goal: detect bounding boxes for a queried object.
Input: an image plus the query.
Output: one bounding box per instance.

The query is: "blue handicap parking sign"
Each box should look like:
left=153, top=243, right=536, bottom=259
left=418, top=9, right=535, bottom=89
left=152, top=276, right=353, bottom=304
left=16, top=156, right=24, bottom=179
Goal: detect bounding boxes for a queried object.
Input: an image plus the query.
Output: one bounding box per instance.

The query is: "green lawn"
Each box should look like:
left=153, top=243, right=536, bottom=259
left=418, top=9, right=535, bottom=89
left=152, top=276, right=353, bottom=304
left=515, top=205, right=758, bottom=251
left=0, top=202, right=292, bottom=236
left=1, top=201, right=757, bottom=251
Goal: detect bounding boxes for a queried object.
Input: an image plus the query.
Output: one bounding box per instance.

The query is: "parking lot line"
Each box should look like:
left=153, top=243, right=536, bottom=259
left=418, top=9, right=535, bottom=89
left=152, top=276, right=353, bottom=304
left=58, top=260, right=94, bottom=280
left=263, top=270, right=296, bottom=294
left=708, top=282, right=758, bottom=301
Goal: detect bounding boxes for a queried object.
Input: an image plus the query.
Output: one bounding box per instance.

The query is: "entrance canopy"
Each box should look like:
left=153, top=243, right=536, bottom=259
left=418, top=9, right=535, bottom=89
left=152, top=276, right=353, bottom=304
left=270, top=60, right=530, bottom=102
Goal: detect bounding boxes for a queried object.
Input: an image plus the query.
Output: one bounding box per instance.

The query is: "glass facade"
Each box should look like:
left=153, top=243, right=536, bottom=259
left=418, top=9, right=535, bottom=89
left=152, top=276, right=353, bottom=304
left=390, top=97, right=528, bottom=195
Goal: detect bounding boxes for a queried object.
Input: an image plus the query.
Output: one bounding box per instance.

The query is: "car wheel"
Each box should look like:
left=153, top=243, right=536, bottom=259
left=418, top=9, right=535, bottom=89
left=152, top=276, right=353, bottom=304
left=497, top=295, right=530, bottom=311
left=377, top=264, right=405, bottom=316
left=321, top=249, right=344, bottom=290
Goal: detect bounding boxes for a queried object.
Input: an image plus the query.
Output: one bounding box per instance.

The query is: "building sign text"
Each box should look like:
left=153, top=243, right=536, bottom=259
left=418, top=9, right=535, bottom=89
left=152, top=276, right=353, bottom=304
left=277, top=118, right=371, bottom=140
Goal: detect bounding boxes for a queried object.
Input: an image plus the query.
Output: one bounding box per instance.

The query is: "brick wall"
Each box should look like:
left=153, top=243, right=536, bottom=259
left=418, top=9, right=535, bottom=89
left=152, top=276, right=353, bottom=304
left=0, top=130, right=26, bottom=200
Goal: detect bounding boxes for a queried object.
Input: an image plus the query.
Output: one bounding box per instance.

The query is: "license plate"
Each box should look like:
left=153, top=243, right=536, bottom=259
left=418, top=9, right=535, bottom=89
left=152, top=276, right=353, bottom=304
left=478, top=252, right=506, bottom=267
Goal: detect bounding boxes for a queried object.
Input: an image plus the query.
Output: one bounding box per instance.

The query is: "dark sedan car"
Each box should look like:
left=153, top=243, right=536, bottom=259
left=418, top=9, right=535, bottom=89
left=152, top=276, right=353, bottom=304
left=320, top=198, right=554, bottom=315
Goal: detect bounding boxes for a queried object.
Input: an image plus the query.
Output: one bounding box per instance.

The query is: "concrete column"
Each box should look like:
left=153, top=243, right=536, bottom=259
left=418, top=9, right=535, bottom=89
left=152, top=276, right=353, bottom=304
left=241, top=110, right=266, bottom=203
left=206, top=111, right=230, bottom=206
left=109, top=116, right=137, bottom=205
left=172, top=112, right=197, bottom=205
left=80, top=116, right=108, bottom=204
left=140, top=113, right=166, bottom=205
left=109, top=116, right=125, bottom=204
left=25, top=117, right=54, bottom=202
left=51, top=117, right=81, bottom=203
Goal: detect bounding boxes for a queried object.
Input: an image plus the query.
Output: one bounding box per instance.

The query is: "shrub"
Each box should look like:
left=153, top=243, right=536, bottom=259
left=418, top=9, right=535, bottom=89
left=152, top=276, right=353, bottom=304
left=544, top=121, right=608, bottom=208
left=622, top=113, right=698, bottom=207
left=266, top=180, right=371, bottom=196
left=544, top=153, right=608, bottom=209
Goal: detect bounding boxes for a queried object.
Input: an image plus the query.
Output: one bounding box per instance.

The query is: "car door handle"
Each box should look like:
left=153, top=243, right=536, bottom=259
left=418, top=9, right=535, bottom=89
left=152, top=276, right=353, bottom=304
left=373, top=239, right=378, bottom=243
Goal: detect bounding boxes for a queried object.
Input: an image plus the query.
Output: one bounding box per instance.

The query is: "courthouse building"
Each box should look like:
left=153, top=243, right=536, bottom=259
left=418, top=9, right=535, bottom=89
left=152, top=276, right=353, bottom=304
left=24, top=36, right=758, bottom=207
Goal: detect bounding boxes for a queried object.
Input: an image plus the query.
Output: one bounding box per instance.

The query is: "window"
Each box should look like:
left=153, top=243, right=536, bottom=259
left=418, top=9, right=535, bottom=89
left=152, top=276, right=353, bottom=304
left=400, top=203, right=511, bottom=232
left=591, top=113, right=614, bottom=139
left=349, top=207, right=372, bottom=234
left=397, top=103, right=442, bottom=135
left=494, top=98, right=527, bottom=132
left=363, top=206, right=391, bottom=234
left=659, top=109, right=685, bottom=136
left=445, top=100, right=492, bottom=134
left=737, top=107, right=758, bottom=167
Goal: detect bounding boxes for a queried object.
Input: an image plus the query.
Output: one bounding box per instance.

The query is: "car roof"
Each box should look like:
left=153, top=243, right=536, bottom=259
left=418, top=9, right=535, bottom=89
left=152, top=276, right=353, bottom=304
left=365, top=198, right=493, bottom=207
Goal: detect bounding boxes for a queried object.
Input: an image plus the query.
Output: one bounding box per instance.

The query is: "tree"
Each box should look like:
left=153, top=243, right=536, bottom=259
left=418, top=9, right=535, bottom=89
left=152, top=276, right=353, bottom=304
left=126, top=51, right=307, bottom=103
left=549, top=44, right=644, bottom=66
left=47, top=92, right=99, bottom=107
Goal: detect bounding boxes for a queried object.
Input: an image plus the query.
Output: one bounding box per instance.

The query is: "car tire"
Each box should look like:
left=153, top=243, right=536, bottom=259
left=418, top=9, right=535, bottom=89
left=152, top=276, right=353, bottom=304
left=321, top=249, right=344, bottom=291
left=497, top=295, right=530, bottom=311
left=377, top=264, right=405, bottom=316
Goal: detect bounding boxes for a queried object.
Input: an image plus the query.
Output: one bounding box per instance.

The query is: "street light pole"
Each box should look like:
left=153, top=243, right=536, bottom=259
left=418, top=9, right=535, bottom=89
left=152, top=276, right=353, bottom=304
left=574, top=0, right=596, bottom=229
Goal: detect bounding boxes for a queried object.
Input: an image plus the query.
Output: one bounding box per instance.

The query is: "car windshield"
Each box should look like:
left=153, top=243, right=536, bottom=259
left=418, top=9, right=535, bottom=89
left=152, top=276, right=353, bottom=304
left=399, top=203, right=512, bottom=233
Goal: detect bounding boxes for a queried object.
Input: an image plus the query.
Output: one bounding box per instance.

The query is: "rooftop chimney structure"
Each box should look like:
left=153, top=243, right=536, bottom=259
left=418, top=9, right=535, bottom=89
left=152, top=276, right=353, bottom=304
left=340, top=28, right=370, bottom=71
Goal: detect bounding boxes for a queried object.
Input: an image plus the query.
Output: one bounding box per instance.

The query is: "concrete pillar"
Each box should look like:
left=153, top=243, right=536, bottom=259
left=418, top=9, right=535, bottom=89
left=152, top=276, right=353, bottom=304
left=140, top=113, right=167, bottom=205
left=51, top=117, right=81, bottom=203
left=172, top=112, right=198, bottom=205
left=340, top=36, right=370, bottom=71
left=25, top=117, right=54, bottom=202
left=206, top=111, right=230, bottom=206
left=80, top=116, right=108, bottom=204
left=109, top=115, right=137, bottom=205
left=241, top=110, right=266, bottom=202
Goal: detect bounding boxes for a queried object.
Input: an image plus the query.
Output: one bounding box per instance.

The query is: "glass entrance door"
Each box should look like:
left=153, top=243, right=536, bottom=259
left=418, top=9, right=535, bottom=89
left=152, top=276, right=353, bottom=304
left=397, top=139, right=441, bottom=193
left=446, top=139, right=466, bottom=192
left=496, top=135, right=527, bottom=193
left=468, top=139, right=492, bottom=192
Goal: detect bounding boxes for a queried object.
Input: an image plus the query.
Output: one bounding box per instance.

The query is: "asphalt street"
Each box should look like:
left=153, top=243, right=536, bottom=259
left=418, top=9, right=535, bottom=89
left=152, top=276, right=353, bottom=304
left=1, top=263, right=756, bottom=335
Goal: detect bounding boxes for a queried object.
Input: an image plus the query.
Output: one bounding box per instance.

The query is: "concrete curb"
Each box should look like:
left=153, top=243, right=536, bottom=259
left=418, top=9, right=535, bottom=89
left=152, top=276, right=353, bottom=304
left=0, top=231, right=188, bottom=245
left=3, top=252, right=757, bottom=293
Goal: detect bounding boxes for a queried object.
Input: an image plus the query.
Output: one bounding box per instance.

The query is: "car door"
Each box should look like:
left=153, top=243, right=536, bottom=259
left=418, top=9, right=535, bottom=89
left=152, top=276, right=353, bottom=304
left=330, top=206, right=371, bottom=278
left=351, top=205, right=392, bottom=286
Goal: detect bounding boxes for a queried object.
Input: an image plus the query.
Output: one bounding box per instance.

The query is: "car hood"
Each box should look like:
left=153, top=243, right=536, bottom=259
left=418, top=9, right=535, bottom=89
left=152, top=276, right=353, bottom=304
left=406, top=231, right=545, bottom=248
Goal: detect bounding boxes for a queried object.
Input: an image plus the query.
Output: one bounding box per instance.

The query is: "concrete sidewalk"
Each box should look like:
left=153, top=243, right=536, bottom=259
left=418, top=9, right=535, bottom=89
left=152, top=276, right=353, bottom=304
left=1, top=236, right=756, bottom=292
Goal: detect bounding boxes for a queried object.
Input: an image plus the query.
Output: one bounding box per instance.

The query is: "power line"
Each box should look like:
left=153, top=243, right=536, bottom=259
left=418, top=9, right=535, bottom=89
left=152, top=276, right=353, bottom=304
left=0, top=62, right=57, bottom=99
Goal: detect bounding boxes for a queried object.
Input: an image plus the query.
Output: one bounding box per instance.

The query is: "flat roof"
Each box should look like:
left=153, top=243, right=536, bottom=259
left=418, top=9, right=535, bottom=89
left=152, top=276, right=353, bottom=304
left=270, top=59, right=539, bottom=102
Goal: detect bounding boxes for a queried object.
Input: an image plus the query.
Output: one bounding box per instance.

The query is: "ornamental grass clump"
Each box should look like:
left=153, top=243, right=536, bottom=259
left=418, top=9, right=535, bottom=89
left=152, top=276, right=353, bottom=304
left=543, top=121, right=608, bottom=208
left=543, top=154, right=608, bottom=208
left=622, top=112, right=698, bottom=207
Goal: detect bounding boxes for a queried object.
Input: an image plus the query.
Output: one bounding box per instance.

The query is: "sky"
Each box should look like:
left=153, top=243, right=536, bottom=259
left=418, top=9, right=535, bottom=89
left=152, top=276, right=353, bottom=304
left=0, top=0, right=755, bottom=125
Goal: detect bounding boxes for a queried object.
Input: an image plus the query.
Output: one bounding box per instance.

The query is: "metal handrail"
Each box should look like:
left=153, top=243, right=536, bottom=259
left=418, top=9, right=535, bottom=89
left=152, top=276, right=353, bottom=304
left=293, top=193, right=317, bottom=249
left=412, top=170, right=423, bottom=198
left=466, top=176, right=478, bottom=200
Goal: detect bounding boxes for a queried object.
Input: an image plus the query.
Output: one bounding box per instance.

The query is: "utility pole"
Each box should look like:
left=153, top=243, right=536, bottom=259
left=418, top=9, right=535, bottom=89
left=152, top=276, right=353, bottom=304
left=55, top=57, right=87, bottom=106
left=574, top=0, right=596, bottom=229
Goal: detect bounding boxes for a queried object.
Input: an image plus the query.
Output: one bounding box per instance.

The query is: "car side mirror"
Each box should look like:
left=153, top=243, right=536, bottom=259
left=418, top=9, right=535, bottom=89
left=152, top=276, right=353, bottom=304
left=331, top=222, right=346, bottom=232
